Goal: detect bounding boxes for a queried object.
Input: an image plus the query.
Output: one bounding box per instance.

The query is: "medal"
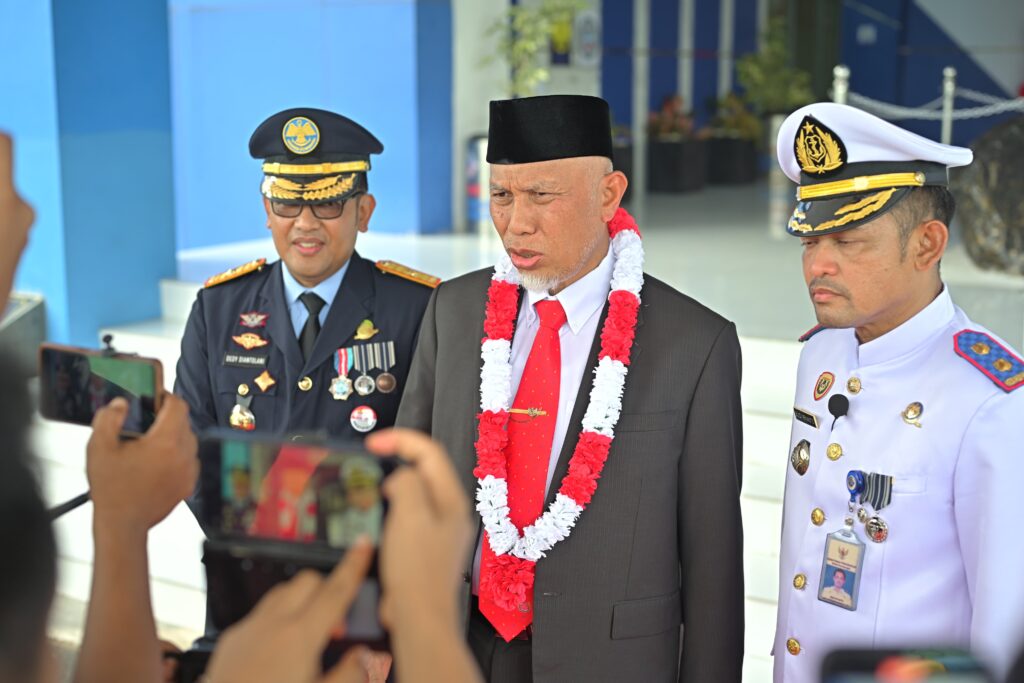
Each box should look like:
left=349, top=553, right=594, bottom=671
left=254, top=370, right=276, bottom=393
left=331, top=348, right=354, bottom=401
left=866, top=515, right=889, bottom=543
left=375, top=341, right=397, bottom=393
left=790, top=439, right=810, bottom=476
left=229, top=394, right=256, bottom=431
left=353, top=345, right=376, bottom=396
left=350, top=405, right=378, bottom=432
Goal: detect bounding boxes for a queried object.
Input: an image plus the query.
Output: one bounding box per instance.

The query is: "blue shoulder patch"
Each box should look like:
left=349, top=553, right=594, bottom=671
left=953, top=329, right=1024, bottom=392
left=798, top=325, right=825, bottom=343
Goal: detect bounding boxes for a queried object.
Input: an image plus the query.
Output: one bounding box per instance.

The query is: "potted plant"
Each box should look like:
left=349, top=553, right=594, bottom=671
left=706, top=93, right=762, bottom=184
left=646, top=94, right=706, bottom=193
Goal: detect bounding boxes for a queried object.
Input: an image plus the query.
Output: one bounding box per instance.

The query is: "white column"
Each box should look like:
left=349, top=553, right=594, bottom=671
left=631, top=0, right=650, bottom=226
left=718, top=0, right=735, bottom=97
left=678, top=0, right=695, bottom=110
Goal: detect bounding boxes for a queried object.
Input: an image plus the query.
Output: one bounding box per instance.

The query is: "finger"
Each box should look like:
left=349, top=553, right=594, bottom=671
left=146, top=392, right=191, bottom=440
left=364, top=651, right=393, bottom=683
left=320, top=646, right=369, bottom=683
left=381, top=468, right=430, bottom=521
left=302, top=538, right=374, bottom=634
left=0, top=133, right=12, bottom=192
left=250, top=569, right=323, bottom=617
left=368, top=428, right=467, bottom=518
left=89, top=398, right=130, bottom=449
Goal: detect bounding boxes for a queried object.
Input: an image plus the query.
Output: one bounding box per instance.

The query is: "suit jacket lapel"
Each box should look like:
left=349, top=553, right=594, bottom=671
left=304, top=252, right=374, bottom=373
left=542, top=281, right=647, bottom=508
left=261, top=261, right=304, bottom=375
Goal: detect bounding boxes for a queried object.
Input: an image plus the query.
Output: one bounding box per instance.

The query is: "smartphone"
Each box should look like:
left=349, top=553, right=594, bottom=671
left=37, top=343, right=163, bottom=436
left=198, top=432, right=397, bottom=653
left=822, top=648, right=993, bottom=683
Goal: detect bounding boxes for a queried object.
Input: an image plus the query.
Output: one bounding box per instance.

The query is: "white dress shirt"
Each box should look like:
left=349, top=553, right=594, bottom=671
left=472, top=247, right=615, bottom=591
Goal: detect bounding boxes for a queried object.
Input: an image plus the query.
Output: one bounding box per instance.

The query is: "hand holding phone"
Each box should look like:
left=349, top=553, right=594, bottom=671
left=87, top=394, right=198, bottom=533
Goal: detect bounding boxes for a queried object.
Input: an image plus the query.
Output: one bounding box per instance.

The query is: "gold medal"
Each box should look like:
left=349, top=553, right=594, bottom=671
left=790, top=439, right=810, bottom=476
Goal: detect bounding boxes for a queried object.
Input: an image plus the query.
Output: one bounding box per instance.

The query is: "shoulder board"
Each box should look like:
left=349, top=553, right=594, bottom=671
left=953, top=329, right=1024, bottom=392
left=375, top=260, right=441, bottom=289
left=204, top=258, right=267, bottom=289
left=798, top=324, right=825, bottom=343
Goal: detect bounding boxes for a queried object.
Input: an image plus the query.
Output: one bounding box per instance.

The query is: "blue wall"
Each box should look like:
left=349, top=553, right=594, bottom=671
left=1, top=0, right=176, bottom=346
left=169, top=0, right=454, bottom=250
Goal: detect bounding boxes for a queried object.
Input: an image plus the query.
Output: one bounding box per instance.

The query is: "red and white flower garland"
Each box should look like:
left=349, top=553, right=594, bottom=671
left=474, top=207, right=644, bottom=611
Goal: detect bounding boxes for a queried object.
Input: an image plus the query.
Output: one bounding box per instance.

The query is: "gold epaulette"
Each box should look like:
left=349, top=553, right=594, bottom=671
left=204, top=258, right=267, bottom=288
left=375, top=260, right=441, bottom=289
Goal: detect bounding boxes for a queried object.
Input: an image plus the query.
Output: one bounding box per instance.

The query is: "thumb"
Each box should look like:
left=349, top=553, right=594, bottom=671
left=89, top=397, right=129, bottom=447
left=320, top=646, right=369, bottom=683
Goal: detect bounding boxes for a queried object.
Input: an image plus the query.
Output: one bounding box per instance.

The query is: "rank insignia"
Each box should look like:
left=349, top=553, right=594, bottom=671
left=794, top=116, right=847, bottom=176
left=282, top=116, right=320, bottom=155
left=954, top=329, right=1024, bottom=392
left=204, top=259, right=266, bottom=288
left=239, top=311, right=269, bottom=328
left=375, top=260, right=441, bottom=288
left=354, top=319, right=380, bottom=341
left=233, top=333, right=269, bottom=350
left=814, top=371, right=835, bottom=401
left=254, top=370, right=276, bottom=393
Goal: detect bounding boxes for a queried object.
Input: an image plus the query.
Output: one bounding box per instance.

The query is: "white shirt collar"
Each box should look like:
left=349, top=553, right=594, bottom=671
left=858, top=285, right=955, bottom=367
left=525, top=244, right=613, bottom=335
left=280, top=259, right=349, bottom=308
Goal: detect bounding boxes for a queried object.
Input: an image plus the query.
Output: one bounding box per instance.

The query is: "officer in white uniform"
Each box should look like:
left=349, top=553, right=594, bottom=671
left=772, top=103, right=1024, bottom=682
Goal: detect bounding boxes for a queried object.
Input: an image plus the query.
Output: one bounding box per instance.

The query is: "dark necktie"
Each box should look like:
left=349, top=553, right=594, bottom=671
left=298, top=292, right=326, bottom=363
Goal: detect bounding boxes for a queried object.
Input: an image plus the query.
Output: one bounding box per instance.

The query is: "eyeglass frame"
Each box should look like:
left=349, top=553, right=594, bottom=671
left=269, top=192, right=365, bottom=220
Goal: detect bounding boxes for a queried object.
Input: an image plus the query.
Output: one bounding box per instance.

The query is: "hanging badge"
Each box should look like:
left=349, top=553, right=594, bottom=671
left=353, top=345, right=376, bottom=396
left=330, top=347, right=354, bottom=401
left=229, top=393, right=256, bottom=431
left=350, top=405, right=378, bottom=432
left=818, top=522, right=865, bottom=611
left=375, top=341, right=397, bottom=393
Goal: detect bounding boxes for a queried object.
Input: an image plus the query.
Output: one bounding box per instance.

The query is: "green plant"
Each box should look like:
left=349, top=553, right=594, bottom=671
left=736, top=17, right=814, bottom=115
left=485, top=0, right=589, bottom=98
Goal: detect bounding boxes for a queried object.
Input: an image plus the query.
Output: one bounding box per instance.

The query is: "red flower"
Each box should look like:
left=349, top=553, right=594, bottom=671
left=483, top=280, right=519, bottom=340
left=474, top=410, right=510, bottom=478
left=559, top=432, right=611, bottom=505
left=608, top=207, right=641, bottom=238
left=600, top=291, right=640, bottom=364
left=480, top=554, right=536, bottom=612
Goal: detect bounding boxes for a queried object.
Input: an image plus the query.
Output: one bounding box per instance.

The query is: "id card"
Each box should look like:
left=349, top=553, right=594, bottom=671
left=818, top=526, right=865, bottom=611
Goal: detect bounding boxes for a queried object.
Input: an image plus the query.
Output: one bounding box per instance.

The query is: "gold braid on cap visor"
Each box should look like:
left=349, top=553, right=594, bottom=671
left=788, top=187, right=899, bottom=234
left=797, top=172, right=925, bottom=201
left=261, top=174, right=357, bottom=201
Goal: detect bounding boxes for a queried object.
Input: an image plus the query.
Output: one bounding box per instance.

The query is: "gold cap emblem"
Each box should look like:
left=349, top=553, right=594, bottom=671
left=795, top=116, right=847, bottom=176
left=282, top=116, right=320, bottom=155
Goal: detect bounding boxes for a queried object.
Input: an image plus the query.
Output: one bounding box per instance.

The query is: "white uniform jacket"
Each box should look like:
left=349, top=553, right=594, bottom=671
left=773, top=288, right=1024, bottom=682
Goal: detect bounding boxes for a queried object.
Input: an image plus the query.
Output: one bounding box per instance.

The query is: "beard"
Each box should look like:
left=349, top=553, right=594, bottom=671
left=509, top=230, right=605, bottom=295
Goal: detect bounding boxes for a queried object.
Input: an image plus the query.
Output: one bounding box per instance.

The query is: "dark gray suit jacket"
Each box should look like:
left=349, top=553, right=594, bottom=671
left=396, top=268, right=744, bottom=683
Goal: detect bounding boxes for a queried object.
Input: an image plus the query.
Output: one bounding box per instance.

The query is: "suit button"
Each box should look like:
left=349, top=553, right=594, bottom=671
left=787, top=638, right=801, bottom=656
left=826, top=443, right=843, bottom=461
left=237, top=383, right=250, bottom=396
left=298, top=376, right=313, bottom=391
left=811, top=507, right=826, bottom=526
left=793, top=573, right=807, bottom=590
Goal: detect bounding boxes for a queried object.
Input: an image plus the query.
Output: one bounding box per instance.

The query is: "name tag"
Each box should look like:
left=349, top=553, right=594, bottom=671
left=223, top=353, right=268, bottom=368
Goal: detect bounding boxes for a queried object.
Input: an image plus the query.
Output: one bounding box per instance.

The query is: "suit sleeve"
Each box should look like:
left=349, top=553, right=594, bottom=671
left=395, top=285, right=440, bottom=434
left=174, top=292, right=218, bottom=435
left=677, top=322, right=745, bottom=683
left=953, top=389, right=1024, bottom=679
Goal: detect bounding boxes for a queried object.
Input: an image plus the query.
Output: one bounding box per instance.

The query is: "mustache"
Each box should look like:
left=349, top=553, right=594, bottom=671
left=808, top=278, right=851, bottom=298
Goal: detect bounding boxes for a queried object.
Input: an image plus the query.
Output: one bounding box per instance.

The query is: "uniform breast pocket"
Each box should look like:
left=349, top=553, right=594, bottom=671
left=216, top=372, right=278, bottom=430
left=892, top=473, right=927, bottom=495
left=615, top=410, right=678, bottom=434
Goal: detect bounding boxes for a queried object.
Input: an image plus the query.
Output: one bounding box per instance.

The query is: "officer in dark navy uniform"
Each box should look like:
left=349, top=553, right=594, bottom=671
left=175, top=107, right=438, bottom=444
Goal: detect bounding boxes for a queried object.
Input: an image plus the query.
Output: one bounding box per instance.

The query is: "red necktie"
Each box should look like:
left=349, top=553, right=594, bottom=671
left=480, top=299, right=567, bottom=641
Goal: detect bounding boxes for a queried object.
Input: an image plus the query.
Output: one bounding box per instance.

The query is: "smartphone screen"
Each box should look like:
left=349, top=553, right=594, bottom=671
left=198, top=434, right=393, bottom=647
left=38, top=345, right=160, bottom=434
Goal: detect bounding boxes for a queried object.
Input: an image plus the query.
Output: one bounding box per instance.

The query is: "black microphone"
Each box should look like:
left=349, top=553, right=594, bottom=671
left=828, top=394, right=849, bottom=430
